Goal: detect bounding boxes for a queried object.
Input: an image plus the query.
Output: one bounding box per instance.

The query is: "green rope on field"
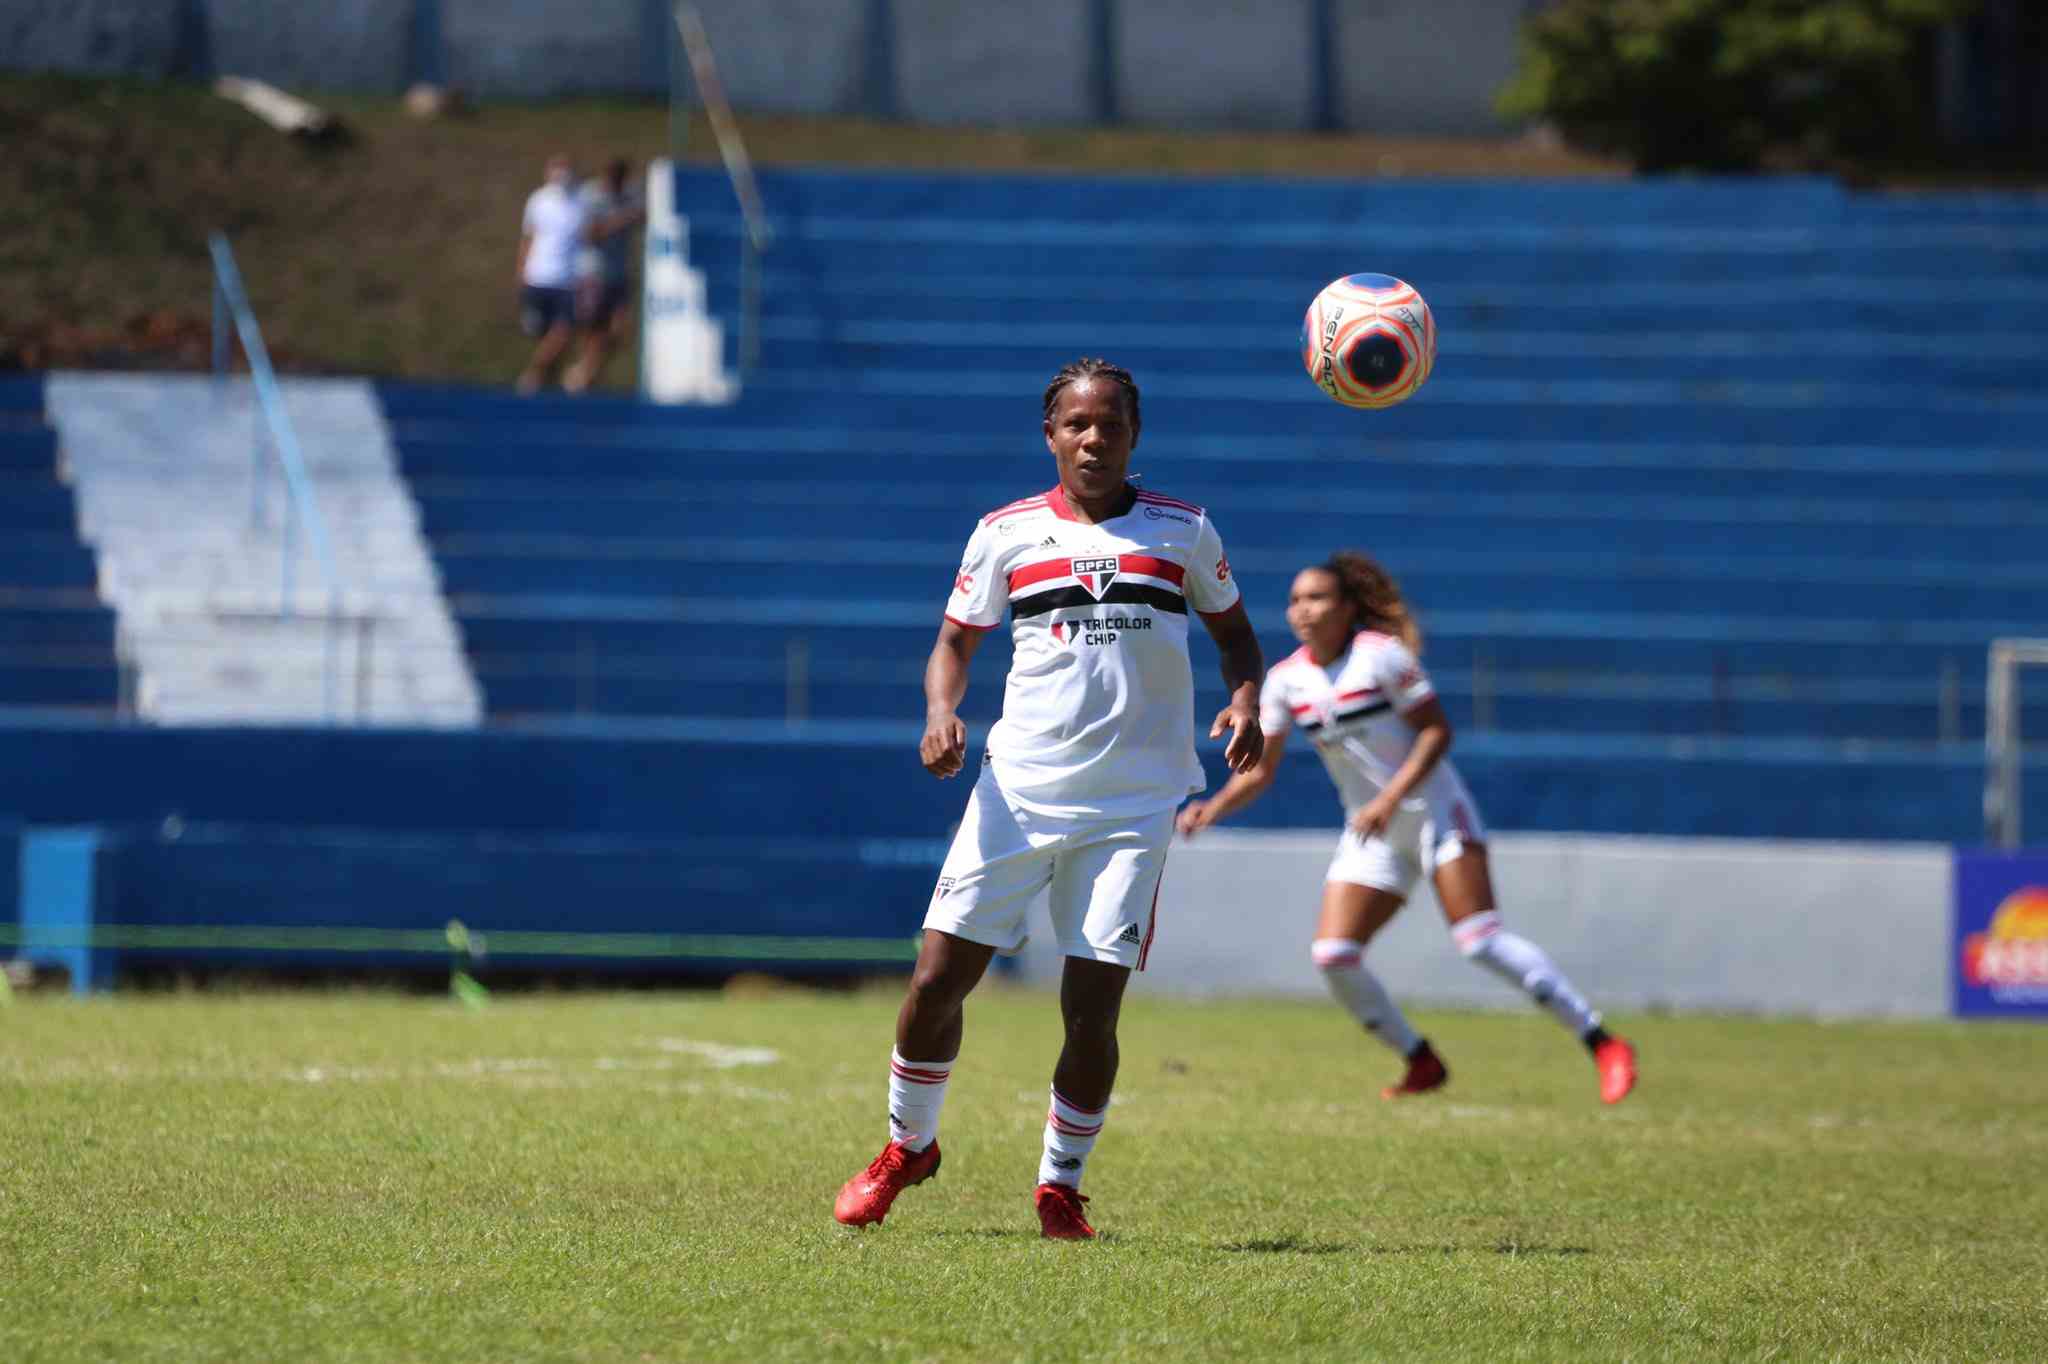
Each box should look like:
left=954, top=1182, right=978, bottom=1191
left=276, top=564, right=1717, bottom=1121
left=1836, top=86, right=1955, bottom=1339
left=446, top=919, right=490, bottom=1009
left=0, top=922, right=921, bottom=963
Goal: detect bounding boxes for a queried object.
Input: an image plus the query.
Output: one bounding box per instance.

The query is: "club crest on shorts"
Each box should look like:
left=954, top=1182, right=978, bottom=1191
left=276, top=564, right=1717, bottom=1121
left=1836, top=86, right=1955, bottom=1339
left=1071, top=556, right=1119, bottom=599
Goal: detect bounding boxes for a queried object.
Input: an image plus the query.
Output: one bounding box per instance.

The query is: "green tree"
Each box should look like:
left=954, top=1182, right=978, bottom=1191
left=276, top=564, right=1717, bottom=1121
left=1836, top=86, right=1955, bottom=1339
left=1498, top=0, right=1978, bottom=173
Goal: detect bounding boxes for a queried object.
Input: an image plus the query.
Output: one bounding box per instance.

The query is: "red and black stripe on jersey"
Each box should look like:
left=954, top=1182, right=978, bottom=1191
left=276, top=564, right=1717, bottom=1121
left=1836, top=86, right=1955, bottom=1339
left=1290, top=687, right=1390, bottom=733
left=1007, top=554, right=1187, bottom=619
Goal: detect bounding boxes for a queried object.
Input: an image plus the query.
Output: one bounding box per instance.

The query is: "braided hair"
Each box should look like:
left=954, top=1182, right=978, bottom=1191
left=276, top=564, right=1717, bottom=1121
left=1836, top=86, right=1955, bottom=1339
left=1042, top=358, right=1141, bottom=434
left=1322, top=551, right=1422, bottom=655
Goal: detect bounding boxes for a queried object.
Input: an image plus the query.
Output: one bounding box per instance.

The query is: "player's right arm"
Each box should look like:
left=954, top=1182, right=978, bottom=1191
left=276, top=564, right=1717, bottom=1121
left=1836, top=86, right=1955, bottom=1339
left=924, top=521, right=1007, bottom=777
left=921, top=620, right=987, bottom=777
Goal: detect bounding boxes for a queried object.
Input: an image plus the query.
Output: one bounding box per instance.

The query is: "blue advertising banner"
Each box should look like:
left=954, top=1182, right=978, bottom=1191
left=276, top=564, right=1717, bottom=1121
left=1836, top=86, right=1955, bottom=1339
left=1953, top=851, right=2048, bottom=1018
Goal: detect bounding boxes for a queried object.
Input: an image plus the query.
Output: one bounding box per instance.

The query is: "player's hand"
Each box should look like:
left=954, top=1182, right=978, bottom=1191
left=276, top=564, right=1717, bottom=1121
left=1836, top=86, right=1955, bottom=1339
left=1176, top=800, right=1212, bottom=838
left=1349, top=794, right=1398, bottom=838
left=1212, top=704, right=1264, bottom=773
left=921, top=711, right=968, bottom=778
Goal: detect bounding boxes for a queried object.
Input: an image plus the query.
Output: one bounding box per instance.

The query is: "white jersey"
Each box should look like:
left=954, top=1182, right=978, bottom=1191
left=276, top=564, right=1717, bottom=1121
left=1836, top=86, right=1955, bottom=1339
left=520, top=182, right=588, bottom=288
left=1260, top=631, right=1477, bottom=820
left=943, top=483, right=1241, bottom=821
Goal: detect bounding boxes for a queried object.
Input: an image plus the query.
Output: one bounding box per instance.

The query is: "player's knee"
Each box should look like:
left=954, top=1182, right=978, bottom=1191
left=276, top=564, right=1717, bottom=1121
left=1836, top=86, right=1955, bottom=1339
left=1451, top=910, right=1504, bottom=960
left=906, top=959, right=973, bottom=1011
left=1311, top=937, right=1365, bottom=974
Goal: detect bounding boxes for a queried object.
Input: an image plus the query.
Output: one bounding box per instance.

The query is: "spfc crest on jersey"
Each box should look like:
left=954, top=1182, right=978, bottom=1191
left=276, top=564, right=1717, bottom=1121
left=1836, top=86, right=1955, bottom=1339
left=1071, top=556, right=1119, bottom=600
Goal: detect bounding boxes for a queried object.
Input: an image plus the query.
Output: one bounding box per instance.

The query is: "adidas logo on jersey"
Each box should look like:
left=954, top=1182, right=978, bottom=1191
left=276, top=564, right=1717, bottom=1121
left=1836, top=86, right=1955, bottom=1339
left=1115, top=923, right=1142, bottom=946
left=1039, top=535, right=1060, bottom=548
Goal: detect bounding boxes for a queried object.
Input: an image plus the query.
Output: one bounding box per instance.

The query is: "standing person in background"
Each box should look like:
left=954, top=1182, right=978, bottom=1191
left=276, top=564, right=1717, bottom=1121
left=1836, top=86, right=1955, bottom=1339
left=514, top=154, right=588, bottom=395
left=564, top=158, right=646, bottom=394
left=833, top=359, right=1266, bottom=1240
left=1177, top=552, right=1638, bottom=1105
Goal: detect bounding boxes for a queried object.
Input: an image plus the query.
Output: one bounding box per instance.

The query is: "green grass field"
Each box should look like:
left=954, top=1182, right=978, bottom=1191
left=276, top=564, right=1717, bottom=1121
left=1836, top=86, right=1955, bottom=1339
left=4, top=987, right=2044, bottom=1362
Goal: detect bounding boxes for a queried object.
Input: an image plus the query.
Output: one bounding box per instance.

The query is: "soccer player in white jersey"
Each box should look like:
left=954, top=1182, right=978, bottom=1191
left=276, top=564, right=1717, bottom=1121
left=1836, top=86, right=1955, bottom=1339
left=833, top=359, right=1266, bottom=1239
left=1178, top=552, right=1638, bottom=1104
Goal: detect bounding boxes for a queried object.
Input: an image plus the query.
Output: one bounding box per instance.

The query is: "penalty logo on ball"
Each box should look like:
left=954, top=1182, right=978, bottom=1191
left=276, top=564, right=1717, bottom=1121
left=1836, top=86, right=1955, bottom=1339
left=1302, top=272, right=1436, bottom=410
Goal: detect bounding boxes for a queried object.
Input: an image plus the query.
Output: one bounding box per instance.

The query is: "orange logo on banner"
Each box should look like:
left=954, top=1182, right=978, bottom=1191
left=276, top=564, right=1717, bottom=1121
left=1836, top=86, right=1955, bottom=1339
left=1962, top=887, right=2048, bottom=988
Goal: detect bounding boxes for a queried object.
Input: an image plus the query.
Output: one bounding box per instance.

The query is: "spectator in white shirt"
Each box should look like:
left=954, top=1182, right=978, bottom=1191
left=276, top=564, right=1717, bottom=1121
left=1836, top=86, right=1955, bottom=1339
left=515, top=154, right=589, bottom=394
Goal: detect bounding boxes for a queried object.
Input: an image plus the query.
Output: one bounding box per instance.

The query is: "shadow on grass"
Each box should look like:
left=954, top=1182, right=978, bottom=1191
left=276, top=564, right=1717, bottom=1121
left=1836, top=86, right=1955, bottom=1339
left=928, top=1227, right=1127, bottom=1245
left=1218, top=1237, right=1593, bottom=1257
left=1217, top=1237, right=1355, bottom=1255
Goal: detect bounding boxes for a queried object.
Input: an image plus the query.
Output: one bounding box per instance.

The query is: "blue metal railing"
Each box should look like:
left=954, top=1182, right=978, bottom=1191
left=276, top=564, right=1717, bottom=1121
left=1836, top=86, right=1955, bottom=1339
left=672, top=2, right=773, bottom=374
left=208, top=231, right=347, bottom=719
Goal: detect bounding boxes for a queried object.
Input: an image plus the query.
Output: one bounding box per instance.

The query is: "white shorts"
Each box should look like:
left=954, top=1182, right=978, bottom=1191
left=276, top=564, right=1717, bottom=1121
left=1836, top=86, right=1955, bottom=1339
left=1326, top=791, right=1486, bottom=898
left=924, top=766, right=1174, bottom=971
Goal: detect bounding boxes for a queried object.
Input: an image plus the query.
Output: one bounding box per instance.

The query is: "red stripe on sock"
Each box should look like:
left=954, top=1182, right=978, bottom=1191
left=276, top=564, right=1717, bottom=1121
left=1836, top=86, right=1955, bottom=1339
left=1050, top=1090, right=1106, bottom=1116
left=891, top=1064, right=951, bottom=1084
left=1048, top=1115, right=1103, bottom=1137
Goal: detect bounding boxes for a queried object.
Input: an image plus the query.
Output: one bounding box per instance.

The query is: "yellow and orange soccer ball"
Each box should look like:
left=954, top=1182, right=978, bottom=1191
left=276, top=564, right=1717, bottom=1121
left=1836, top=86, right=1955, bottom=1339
left=1301, top=273, right=1436, bottom=409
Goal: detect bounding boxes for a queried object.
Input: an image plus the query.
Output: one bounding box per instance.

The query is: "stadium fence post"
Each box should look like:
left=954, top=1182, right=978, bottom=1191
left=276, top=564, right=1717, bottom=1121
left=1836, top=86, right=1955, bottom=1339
left=1984, top=638, right=2048, bottom=848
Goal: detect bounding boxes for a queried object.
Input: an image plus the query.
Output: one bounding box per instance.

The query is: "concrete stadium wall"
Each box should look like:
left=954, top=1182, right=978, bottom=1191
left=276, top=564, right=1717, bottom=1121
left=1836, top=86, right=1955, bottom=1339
left=441, top=0, right=662, bottom=100
left=206, top=0, right=413, bottom=95
left=2, top=0, right=183, bottom=78
left=1014, top=830, right=1957, bottom=1018
left=1334, top=0, right=1528, bottom=137
left=893, top=0, right=1096, bottom=127
left=1116, top=1, right=1316, bottom=130
left=685, top=0, right=871, bottom=114
left=1, top=0, right=1529, bottom=134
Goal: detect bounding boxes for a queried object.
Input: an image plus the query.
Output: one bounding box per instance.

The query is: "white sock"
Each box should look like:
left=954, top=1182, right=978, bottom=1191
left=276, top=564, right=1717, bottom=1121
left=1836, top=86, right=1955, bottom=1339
left=887, top=1049, right=953, bottom=1153
left=1312, top=937, right=1422, bottom=1057
left=1453, top=912, right=1602, bottom=1037
left=1037, top=1086, right=1107, bottom=1189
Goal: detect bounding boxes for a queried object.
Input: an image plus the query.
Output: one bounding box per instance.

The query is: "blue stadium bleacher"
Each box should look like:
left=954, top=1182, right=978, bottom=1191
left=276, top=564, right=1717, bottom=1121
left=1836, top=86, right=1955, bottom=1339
left=374, top=168, right=2048, bottom=843
left=0, top=374, right=121, bottom=714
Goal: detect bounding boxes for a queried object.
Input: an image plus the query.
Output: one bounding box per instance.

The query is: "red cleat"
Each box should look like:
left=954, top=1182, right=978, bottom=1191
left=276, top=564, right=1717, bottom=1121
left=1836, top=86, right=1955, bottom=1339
left=1595, top=1036, right=1637, bottom=1105
left=1035, top=1182, right=1096, bottom=1240
left=1381, top=1041, right=1449, bottom=1100
left=833, top=1140, right=941, bottom=1227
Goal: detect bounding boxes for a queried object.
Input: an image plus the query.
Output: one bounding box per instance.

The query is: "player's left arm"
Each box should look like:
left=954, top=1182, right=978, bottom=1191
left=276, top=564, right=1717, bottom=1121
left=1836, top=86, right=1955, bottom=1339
left=1351, top=677, right=1454, bottom=838
left=1185, top=516, right=1262, bottom=772
left=1197, top=600, right=1265, bottom=774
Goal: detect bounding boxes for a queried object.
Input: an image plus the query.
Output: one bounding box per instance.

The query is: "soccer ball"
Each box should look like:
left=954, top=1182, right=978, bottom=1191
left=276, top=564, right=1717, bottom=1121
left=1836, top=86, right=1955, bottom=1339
left=1301, top=273, right=1436, bottom=409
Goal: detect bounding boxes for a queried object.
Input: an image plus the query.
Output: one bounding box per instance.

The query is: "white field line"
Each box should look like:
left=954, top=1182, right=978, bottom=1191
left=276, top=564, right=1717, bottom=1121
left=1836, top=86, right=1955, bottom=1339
left=6, top=1040, right=784, bottom=1098
left=649, top=1038, right=782, bottom=1069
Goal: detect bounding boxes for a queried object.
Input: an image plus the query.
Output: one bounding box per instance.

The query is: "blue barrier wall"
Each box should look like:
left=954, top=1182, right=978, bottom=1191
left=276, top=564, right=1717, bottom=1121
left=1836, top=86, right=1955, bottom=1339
left=0, top=820, right=18, bottom=926
left=85, top=824, right=927, bottom=976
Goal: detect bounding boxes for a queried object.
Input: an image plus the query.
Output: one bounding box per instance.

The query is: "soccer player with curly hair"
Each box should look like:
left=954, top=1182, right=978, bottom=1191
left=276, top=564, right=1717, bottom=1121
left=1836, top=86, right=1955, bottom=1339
left=1178, top=552, right=1637, bottom=1105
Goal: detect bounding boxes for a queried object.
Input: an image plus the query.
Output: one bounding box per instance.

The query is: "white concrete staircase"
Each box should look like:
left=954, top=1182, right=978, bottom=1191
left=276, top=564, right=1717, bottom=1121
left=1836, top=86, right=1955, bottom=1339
left=44, top=372, right=481, bottom=726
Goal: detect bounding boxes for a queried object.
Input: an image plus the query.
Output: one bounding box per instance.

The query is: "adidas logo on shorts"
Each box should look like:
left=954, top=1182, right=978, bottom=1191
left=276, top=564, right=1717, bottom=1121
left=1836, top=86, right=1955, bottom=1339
left=1115, top=923, right=1142, bottom=946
